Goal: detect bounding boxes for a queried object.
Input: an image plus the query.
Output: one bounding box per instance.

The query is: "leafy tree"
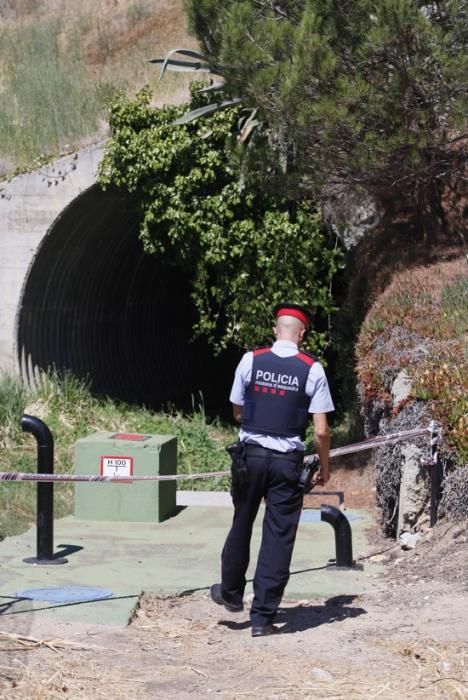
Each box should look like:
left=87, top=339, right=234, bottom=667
left=99, top=86, right=343, bottom=355
left=184, top=0, right=468, bottom=239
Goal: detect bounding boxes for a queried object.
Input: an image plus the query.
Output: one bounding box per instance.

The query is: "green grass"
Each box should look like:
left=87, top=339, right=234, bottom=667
left=0, top=372, right=237, bottom=540
left=0, top=373, right=26, bottom=439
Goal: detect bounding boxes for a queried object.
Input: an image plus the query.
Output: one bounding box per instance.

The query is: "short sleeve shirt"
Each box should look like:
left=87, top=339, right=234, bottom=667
left=229, top=340, right=334, bottom=452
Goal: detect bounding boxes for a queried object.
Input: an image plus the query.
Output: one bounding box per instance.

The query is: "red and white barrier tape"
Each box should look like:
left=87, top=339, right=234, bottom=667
left=304, top=424, right=434, bottom=464
left=0, top=424, right=435, bottom=483
left=0, top=470, right=229, bottom=483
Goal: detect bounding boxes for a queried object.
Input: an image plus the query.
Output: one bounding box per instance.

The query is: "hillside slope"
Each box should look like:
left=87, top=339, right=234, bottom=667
left=356, top=256, right=467, bottom=535
left=0, top=0, right=196, bottom=175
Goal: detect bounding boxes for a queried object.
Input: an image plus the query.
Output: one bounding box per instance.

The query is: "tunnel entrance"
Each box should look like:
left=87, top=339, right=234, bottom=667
left=17, top=185, right=236, bottom=410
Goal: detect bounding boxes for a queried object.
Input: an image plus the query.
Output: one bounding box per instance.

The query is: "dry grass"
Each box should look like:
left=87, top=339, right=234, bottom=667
left=0, top=630, right=146, bottom=699
left=1, top=644, right=466, bottom=700
left=0, top=630, right=100, bottom=653
left=0, top=659, right=147, bottom=700
left=0, top=0, right=197, bottom=171
left=3, top=594, right=467, bottom=700
left=379, top=639, right=468, bottom=700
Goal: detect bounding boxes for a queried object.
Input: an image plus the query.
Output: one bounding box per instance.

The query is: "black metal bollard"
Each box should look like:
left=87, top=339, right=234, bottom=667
left=320, top=504, right=354, bottom=568
left=430, top=459, right=444, bottom=527
left=21, top=414, right=67, bottom=565
left=429, top=420, right=443, bottom=528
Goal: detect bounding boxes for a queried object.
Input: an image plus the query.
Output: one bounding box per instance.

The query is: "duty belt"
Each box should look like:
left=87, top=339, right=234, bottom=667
left=243, top=444, right=304, bottom=462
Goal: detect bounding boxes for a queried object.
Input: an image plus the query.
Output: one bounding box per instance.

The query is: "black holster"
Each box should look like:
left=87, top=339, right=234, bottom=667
left=298, top=455, right=320, bottom=494
left=226, top=442, right=249, bottom=501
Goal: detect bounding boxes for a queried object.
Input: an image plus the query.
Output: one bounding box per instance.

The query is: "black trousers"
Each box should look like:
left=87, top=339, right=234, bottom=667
left=221, top=448, right=304, bottom=627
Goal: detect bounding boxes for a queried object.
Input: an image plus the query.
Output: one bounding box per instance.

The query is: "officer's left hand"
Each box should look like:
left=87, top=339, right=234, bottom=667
left=314, top=468, right=330, bottom=486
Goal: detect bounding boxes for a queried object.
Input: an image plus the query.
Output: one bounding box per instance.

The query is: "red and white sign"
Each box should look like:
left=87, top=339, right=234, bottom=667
left=100, top=456, right=133, bottom=478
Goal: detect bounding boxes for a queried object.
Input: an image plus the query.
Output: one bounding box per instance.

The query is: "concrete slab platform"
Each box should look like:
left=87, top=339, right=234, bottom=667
left=0, top=499, right=382, bottom=629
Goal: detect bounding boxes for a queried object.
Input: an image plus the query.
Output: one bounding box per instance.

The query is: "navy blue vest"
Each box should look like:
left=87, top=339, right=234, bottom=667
left=241, top=347, right=314, bottom=438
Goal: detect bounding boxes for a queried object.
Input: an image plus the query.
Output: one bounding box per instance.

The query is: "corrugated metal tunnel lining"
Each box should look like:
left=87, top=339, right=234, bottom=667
left=17, top=185, right=233, bottom=408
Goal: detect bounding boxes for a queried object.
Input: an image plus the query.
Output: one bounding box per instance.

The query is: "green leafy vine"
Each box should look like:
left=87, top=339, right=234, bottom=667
left=98, top=85, right=343, bottom=356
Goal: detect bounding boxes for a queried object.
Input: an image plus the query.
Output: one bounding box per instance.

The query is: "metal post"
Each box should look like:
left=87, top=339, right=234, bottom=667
left=320, top=504, right=354, bottom=568
left=428, top=421, right=443, bottom=527
left=21, top=414, right=67, bottom=565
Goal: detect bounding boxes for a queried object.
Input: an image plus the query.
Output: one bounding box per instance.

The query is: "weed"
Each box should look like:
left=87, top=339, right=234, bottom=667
left=35, top=369, right=92, bottom=412
left=0, top=373, right=27, bottom=446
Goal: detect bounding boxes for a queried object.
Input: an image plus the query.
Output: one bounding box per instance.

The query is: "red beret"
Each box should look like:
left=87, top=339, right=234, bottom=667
left=273, top=302, right=315, bottom=328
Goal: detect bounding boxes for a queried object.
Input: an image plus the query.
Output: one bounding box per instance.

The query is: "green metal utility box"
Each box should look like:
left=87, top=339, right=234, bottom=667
left=74, top=431, right=177, bottom=522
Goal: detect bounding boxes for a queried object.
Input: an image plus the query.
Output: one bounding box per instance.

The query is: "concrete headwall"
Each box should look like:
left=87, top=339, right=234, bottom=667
left=0, top=144, right=105, bottom=374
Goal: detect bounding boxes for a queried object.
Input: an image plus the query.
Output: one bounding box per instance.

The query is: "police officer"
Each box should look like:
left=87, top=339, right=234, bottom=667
left=210, top=302, right=334, bottom=636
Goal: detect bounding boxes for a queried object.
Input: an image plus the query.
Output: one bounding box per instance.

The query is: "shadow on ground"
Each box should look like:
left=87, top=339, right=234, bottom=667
left=219, top=594, right=367, bottom=634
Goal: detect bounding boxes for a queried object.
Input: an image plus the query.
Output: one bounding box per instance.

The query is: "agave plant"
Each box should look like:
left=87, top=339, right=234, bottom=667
left=149, top=48, right=260, bottom=141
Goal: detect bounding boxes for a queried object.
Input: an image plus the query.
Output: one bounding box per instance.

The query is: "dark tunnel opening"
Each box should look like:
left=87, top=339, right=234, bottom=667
left=17, top=185, right=238, bottom=412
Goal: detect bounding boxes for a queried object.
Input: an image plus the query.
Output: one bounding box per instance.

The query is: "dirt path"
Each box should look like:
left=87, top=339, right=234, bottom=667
left=1, top=520, right=467, bottom=699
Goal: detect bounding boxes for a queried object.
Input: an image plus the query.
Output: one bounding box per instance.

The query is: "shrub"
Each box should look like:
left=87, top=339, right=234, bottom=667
left=99, top=86, right=343, bottom=356
left=356, top=259, right=467, bottom=462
